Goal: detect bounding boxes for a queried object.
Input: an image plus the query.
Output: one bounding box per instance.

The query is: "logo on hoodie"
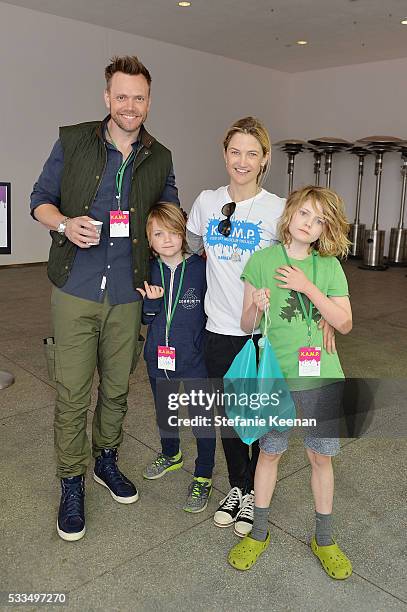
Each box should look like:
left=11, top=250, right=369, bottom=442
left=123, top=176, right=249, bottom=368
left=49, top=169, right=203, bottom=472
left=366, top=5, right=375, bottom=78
left=179, top=288, right=201, bottom=310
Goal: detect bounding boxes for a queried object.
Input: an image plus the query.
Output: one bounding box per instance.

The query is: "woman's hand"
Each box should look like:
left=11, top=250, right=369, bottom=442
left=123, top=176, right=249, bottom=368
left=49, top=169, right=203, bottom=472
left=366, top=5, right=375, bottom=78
left=319, top=319, right=336, bottom=354
left=274, top=265, right=311, bottom=294
left=252, top=288, right=271, bottom=312
left=136, top=281, right=164, bottom=299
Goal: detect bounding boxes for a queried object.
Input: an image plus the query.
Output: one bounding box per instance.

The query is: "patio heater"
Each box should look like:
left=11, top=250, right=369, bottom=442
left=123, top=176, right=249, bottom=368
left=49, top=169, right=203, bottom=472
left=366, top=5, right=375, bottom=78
left=348, top=146, right=370, bottom=258
left=275, top=139, right=308, bottom=195
left=356, top=136, right=405, bottom=270
left=388, top=145, right=407, bottom=266
left=308, top=137, right=352, bottom=188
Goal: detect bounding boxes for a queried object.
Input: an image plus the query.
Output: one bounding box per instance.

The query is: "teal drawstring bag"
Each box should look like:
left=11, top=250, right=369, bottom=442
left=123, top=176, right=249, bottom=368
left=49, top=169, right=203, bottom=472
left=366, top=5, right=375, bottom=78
left=223, top=337, right=257, bottom=379
left=223, top=338, right=259, bottom=444
left=257, top=308, right=296, bottom=432
left=224, top=306, right=296, bottom=445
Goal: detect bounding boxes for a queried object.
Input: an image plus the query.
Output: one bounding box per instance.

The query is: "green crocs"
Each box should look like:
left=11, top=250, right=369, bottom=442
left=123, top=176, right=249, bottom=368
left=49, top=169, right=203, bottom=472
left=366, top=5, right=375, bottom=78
left=311, top=537, right=353, bottom=580
left=228, top=532, right=270, bottom=571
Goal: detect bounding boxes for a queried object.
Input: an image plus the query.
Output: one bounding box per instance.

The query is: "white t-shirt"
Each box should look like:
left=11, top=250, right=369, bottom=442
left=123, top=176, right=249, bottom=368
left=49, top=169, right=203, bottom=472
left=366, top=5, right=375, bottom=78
left=187, top=186, right=285, bottom=335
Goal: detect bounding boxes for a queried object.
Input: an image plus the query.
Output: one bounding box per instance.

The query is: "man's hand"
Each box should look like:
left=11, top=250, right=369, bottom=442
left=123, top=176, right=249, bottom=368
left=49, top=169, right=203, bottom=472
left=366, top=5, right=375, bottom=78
left=137, top=281, right=164, bottom=299
left=319, top=319, right=336, bottom=354
left=65, top=216, right=100, bottom=248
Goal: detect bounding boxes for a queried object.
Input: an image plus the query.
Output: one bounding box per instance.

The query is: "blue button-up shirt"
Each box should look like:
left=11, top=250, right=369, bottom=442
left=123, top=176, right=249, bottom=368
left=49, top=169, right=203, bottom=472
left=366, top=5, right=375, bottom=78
left=31, top=129, right=179, bottom=305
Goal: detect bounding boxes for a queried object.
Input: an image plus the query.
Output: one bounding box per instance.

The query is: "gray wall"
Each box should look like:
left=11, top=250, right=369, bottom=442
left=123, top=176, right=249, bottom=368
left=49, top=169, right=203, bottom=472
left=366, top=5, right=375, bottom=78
left=0, top=2, right=289, bottom=265
left=1, top=1, right=406, bottom=264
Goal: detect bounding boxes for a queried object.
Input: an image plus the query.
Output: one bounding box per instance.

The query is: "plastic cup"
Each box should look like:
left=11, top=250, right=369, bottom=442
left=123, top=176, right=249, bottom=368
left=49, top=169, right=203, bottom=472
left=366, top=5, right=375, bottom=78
left=88, top=220, right=103, bottom=245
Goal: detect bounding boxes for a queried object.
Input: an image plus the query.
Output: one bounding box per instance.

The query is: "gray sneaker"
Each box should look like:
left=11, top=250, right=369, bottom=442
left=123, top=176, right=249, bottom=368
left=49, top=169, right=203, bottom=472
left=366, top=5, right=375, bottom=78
left=183, top=478, right=212, bottom=513
left=143, top=453, right=183, bottom=480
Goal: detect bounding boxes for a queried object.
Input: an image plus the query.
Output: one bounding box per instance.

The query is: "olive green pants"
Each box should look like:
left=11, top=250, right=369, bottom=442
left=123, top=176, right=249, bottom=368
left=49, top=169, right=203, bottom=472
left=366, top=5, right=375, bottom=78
left=51, top=287, right=142, bottom=478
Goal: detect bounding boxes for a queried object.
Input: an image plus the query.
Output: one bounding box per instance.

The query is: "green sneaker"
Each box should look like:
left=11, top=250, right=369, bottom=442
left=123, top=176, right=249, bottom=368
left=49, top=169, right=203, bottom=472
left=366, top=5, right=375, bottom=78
left=143, top=452, right=183, bottom=480
left=183, top=477, right=212, bottom=513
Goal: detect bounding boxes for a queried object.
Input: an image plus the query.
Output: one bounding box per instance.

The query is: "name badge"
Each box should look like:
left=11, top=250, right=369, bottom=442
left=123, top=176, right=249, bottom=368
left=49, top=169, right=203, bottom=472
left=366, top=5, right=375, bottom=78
left=298, top=346, right=321, bottom=377
left=157, top=345, right=176, bottom=371
left=110, top=210, right=129, bottom=237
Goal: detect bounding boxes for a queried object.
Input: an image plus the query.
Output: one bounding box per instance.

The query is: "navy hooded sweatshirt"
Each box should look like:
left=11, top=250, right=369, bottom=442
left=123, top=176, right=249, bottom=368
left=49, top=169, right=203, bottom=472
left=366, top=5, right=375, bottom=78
left=142, top=254, right=207, bottom=378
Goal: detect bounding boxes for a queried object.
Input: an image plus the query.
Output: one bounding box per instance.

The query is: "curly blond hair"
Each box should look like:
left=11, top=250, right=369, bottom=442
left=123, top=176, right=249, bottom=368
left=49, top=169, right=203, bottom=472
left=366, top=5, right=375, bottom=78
left=278, top=185, right=351, bottom=258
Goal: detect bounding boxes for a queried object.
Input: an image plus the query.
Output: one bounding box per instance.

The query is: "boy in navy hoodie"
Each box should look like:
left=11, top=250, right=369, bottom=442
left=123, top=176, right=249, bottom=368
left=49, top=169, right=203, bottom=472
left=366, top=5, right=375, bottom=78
left=138, top=203, right=215, bottom=512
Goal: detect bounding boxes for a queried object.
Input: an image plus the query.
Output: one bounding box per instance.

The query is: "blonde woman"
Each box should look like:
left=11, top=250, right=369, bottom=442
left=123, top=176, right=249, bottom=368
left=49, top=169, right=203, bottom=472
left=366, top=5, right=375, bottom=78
left=187, top=117, right=285, bottom=535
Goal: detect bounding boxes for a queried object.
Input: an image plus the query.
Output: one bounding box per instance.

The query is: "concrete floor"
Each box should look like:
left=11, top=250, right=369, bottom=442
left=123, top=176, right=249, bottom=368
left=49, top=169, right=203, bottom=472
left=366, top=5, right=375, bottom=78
left=0, top=260, right=406, bottom=612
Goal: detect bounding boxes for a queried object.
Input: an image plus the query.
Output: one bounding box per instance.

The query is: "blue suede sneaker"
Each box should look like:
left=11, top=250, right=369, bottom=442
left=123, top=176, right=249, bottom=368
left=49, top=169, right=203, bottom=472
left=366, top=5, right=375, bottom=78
left=93, top=448, right=139, bottom=504
left=57, top=475, right=86, bottom=542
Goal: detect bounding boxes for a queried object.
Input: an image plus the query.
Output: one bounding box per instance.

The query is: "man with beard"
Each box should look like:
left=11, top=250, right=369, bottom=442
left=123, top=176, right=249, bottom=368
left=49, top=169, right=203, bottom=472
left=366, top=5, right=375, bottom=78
left=30, top=56, right=178, bottom=541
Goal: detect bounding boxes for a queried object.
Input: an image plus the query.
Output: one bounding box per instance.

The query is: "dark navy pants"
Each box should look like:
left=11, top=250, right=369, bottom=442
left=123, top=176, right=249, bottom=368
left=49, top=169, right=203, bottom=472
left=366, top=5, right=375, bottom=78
left=149, top=374, right=216, bottom=479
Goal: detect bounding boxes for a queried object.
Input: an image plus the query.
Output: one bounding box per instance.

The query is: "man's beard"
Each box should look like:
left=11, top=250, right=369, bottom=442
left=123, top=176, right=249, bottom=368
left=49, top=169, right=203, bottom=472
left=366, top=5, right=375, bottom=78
left=110, top=110, right=145, bottom=133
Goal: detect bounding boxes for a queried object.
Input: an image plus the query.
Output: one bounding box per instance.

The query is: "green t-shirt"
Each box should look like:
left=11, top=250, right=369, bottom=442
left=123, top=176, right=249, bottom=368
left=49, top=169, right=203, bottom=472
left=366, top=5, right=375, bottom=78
left=241, top=244, right=349, bottom=391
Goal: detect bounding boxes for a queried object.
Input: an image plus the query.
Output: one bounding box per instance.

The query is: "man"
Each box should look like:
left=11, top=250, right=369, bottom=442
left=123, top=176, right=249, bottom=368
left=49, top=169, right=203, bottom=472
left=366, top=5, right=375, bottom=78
left=30, top=56, right=179, bottom=541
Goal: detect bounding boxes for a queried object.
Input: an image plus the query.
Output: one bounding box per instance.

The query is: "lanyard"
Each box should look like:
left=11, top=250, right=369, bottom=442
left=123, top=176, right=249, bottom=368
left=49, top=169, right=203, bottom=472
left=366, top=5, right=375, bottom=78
left=158, top=258, right=186, bottom=342
left=115, top=151, right=135, bottom=210
left=281, top=244, right=317, bottom=346
left=106, top=125, right=135, bottom=210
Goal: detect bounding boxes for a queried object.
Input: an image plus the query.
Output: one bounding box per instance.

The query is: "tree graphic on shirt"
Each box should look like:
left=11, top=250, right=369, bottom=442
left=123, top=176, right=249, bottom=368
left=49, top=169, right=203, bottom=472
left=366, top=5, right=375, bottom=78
left=280, top=290, right=321, bottom=324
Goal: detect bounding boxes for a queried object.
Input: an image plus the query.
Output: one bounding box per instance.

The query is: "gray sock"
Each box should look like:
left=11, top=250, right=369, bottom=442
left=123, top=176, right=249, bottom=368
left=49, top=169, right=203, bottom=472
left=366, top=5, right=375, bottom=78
left=250, top=506, right=269, bottom=541
left=315, top=511, right=333, bottom=546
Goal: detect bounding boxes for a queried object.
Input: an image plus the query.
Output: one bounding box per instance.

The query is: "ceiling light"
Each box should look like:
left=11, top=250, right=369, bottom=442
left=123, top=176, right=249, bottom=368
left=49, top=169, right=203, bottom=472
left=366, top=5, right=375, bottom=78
left=401, top=19, right=407, bottom=25
left=296, top=40, right=308, bottom=45
left=178, top=1, right=191, bottom=6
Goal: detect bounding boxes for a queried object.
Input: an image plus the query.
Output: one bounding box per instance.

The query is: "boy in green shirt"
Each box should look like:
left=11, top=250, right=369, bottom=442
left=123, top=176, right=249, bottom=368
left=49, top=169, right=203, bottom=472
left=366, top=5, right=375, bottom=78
left=228, top=185, right=353, bottom=579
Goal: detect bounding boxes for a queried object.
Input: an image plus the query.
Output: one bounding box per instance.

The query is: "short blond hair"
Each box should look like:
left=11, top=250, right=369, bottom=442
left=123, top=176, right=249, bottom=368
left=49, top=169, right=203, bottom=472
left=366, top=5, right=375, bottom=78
left=279, top=185, right=351, bottom=258
left=223, top=116, right=271, bottom=185
left=146, top=202, right=188, bottom=255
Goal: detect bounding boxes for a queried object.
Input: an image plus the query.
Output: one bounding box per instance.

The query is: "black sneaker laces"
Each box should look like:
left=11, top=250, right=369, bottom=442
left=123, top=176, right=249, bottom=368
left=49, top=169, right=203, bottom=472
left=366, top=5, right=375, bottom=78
left=238, top=493, right=254, bottom=519
left=220, top=487, right=242, bottom=510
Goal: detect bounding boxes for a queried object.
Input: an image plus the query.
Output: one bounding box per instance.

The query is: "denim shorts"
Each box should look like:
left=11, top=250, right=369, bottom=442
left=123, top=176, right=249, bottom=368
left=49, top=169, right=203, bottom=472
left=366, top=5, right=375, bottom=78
left=259, top=382, right=343, bottom=456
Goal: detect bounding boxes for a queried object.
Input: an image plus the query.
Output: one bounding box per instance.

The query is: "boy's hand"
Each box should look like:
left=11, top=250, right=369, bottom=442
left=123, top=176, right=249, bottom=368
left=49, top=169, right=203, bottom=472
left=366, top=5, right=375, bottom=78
left=274, top=265, right=311, bottom=294
left=137, top=281, right=164, bottom=299
left=252, top=288, right=270, bottom=312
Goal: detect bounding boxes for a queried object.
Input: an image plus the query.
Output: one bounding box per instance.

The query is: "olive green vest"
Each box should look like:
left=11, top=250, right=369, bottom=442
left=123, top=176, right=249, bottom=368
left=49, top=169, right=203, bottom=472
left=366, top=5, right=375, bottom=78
left=47, top=118, right=172, bottom=289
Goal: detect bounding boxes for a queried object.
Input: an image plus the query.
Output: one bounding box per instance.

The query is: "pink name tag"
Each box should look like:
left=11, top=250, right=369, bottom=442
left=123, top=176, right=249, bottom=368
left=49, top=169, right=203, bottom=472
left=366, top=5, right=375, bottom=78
left=298, top=346, right=321, bottom=377
left=157, top=345, right=176, bottom=371
left=110, top=210, right=129, bottom=237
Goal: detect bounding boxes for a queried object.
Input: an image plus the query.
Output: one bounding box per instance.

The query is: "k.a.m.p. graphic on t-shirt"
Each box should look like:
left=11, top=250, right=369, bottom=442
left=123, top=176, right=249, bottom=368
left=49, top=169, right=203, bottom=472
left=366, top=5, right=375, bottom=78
left=205, top=218, right=263, bottom=255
